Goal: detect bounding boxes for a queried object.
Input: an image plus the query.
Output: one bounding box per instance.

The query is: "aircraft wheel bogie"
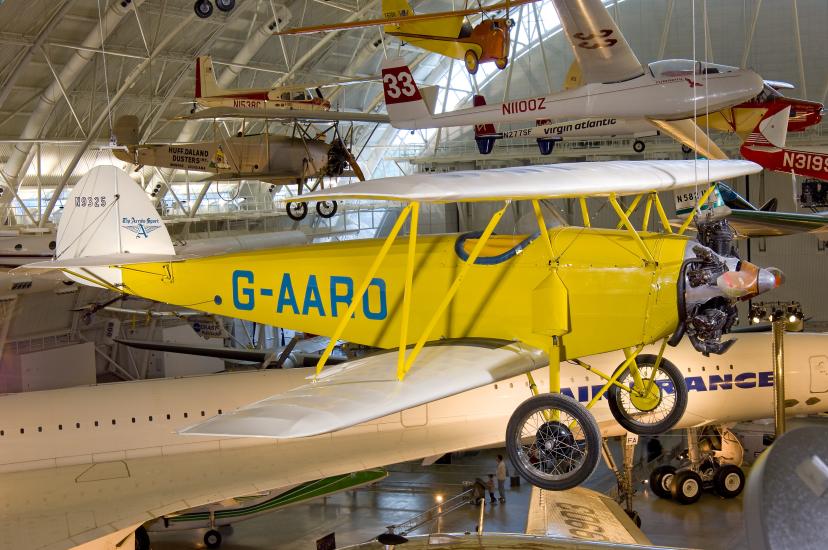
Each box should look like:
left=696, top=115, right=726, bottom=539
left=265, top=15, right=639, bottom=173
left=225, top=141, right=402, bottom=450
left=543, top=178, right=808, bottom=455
left=287, top=201, right=308, bottom=221
left=714, top=464, right=745, bottom=498
left=464, top=50, right=479, bottom=75
left=506, top=393, right=600, bottom=491
left=670, top=470, right=702, bottom=505
left=215, top=0, right=234, bottom=11
left=649, top=464, right=676, bottom=499
left=633, top=140, right=645, bottom=153
left=204, top=529, right=222, bottom=548
left=495, top=57, right=509, bottom=70
left=194, top=0, right=213, bottom=18
left=316, top=200, right=338, bottom=219
left=607, top=354, right=688, bottom=435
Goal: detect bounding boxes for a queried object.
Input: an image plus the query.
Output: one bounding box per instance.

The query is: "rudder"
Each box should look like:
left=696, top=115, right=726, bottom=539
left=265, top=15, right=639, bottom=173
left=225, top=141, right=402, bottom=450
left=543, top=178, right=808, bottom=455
left=195, top=56, right=222, bottom=99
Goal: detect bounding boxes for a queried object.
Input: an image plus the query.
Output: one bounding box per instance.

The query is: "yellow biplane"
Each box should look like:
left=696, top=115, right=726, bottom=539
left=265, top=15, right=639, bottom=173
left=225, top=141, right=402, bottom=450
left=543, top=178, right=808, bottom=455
left=26, top=159, right=781, bottom=490
left=275, top=0, right=538, bottom=74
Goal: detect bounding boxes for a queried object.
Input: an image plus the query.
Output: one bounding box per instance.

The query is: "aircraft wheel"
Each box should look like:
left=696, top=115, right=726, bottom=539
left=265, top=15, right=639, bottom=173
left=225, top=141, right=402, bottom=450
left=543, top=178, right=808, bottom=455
left=607, top=354, right=688, bottom=435
left=193, top=0, right=213, bottom=18
left=134, top=526, right=150, bottom=550
left=625, top=509, right=642, bottom=528
left=215, top=0, right=234, bottom=12
left=681, top=144, right=692, bottom=154
left=495, top=57, right=509, bottom=70
left=714, top=464, right=745, bottom=498
left=506, top=393, right=600, bottom=491
left=464, top=50, right=479, bottom=75
left=316, top=200, right=338, bottom=219
left=204, top=529, right=222, bottom=548
left=649, top=465, right=676, bottom=499
left=670, top=470, right=702, bottom=505
left=633, top=140, right=646, bottom=153
left=286, top=201, right=308, bottom=221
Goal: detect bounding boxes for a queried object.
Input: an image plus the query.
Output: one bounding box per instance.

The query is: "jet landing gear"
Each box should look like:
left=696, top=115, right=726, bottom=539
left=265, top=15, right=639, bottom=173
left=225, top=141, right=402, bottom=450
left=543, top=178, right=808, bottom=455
left=650, top=426, right=746, bottom=505
left=506, top=346, right=689, bottom=491
left=601, top=434, right=642, bottom=527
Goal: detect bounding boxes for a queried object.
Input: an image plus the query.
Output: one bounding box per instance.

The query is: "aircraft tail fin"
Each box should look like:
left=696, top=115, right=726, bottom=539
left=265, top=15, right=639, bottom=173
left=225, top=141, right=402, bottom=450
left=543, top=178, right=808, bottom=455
left=113, top=115, right=140, bottom=146
left=381, top=58, right=433, bottom=129
left=195, top=56, right=223, bottom=99
left=744, top=105, right=790, bottom=148
left=381, top=0, right=414, bottom=17
left=472, top=95, right=499, bottom=155
left=53, top=166, right=175, bottom=287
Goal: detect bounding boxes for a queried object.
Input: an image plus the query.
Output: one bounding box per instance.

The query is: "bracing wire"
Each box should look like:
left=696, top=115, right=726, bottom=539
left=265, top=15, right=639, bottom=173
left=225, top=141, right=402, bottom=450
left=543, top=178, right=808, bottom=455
left=96, top=0, right=114, bottom=140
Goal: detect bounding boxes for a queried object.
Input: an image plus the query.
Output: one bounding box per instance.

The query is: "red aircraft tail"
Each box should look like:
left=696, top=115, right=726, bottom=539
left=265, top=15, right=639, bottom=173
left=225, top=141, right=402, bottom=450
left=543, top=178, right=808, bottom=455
left=472, top=95, right=500, bottom=155
left=741, top=103, right=828, bottom=181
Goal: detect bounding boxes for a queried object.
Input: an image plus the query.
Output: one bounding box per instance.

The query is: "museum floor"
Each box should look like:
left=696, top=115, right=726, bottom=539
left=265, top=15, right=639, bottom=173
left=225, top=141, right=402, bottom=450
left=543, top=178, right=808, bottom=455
left=148, top=444, right=749, bottom=550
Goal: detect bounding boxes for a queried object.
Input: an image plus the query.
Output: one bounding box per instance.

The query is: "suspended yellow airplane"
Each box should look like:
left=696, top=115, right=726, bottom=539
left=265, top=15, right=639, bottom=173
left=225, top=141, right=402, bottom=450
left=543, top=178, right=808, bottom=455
left=275, top=0, right=539, bottom=74
left=26, top=159, right=781, bottom=491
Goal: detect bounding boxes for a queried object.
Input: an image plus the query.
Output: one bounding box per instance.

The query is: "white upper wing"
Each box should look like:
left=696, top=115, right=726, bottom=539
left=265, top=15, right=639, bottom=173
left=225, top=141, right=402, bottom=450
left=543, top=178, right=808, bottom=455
left=181, top=107, right=390, bottom=124
left=289, top=160, right=762, bottom=203
left=553, top=0, right=644, bottom=84
left=180, top=340, right=545, bottom=438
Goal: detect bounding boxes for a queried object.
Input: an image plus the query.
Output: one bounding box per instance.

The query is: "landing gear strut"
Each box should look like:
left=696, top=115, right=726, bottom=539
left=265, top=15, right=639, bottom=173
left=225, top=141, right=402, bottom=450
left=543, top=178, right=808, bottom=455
left=601, top=434, right=641, bottom=527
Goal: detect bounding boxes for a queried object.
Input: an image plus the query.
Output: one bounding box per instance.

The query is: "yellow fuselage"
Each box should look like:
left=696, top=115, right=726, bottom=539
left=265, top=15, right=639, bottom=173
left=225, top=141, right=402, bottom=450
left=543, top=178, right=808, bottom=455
left=122, top=227, right=690, bottom=360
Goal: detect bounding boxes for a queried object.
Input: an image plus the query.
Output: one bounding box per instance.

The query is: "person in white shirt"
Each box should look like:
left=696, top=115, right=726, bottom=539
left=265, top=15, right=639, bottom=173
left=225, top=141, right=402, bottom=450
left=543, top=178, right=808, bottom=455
left=496, top=454, right=507, bottom=503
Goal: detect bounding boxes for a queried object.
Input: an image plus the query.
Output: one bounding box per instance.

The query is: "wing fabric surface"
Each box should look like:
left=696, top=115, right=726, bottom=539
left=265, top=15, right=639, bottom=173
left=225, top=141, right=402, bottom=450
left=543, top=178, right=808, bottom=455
left=552, top=0, right=644, bottom=84
left=181, top=107, right=390, bottom=124
left=289, top=159, right=762, bottom=203
left=180, top=340, right=545, bottom=438
left=727, top=210, right=828, bottom=237
left=649, top=119, right=729, bottom=160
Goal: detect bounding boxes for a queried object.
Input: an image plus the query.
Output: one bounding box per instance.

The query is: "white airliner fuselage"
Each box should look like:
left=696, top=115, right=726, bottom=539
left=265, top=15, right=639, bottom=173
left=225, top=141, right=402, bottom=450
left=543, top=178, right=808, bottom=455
left=383, top=60, right=765, bottom=131
left=1, top=333, right=826, bottom=549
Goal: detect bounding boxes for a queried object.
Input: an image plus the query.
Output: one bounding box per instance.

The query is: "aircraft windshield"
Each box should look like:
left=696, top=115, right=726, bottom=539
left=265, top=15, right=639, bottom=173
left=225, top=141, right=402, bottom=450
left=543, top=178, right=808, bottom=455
left=648, top=59, right=738, bottom=79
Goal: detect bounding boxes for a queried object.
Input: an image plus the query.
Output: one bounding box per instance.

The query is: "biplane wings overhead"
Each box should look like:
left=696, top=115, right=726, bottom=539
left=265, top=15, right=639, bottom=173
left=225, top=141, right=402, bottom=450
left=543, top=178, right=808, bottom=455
left=552, top=0, right=644, bottom=85
left=180, top=340, right=545, bottom=438
left=289, top=159, right=762, bottom=203
left=274, top=0, right=539, bottom=35
left=180, top=106, right=390, bottom=124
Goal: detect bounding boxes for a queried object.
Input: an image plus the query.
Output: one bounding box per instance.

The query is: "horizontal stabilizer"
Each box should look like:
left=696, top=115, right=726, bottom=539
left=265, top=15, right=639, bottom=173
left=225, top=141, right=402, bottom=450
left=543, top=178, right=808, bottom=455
left=181, top=107, right=390, bottom=124
left=20, top=252, right=183, bottom=271
left=288, top=160, right=762, bottom=204
left=180, top=339, right=545, bottom=439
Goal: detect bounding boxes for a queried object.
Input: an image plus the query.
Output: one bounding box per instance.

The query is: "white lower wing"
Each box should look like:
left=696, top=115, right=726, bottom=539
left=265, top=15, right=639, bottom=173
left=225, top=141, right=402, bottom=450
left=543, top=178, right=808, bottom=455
left=650, top=119, right=729, bottom=160
left=180, top=340, right=545, bottom=439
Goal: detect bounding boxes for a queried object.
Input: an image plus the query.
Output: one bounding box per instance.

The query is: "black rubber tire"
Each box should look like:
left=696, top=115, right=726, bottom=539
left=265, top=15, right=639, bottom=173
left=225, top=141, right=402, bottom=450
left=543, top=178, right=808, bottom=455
left=286, top=201, right=308, bottom=221
left=506, top=393, right=600, bottom=491
left=316, top=200, right=338, bottom=219
left=134, top=526, right=150, bottom=550
left=607, top=354, right=688, bottom=435
left=681, top=144, right=692, bottom=154
left=633, top=140, right=645, bottom=153
left=204, top=529, right=222, bottom=548
left=194, top=0, right=213, bottom=18
left=215, top=0, right=234, bottom=11
left=626, top=510, right=642, bottom=528
left=495, top=57, right=508, bottom=70
left=671, top=470, right=703, bottom=505
left=464, top=50, right=479, bottom=75
left=649, top=464, right=676, bottom=499
left=714, top=464, right=745, bottom=498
